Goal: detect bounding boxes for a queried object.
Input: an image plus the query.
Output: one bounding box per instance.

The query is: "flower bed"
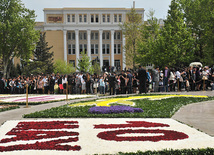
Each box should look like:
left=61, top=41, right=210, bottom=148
left=0, top=119, right=214, bottom=154
left=0, top=94, right=95, bottom=104
left=24, top=96, right=212, bottom=118
left=88, top=106, right=143, bottom=114
left=0, top=105, right=19, bottom=112
left=69, top=95, right=208, bottom=107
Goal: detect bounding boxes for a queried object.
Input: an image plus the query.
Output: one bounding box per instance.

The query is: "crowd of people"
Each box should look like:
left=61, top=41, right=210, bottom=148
left=0, top=65, right=214, bottom=95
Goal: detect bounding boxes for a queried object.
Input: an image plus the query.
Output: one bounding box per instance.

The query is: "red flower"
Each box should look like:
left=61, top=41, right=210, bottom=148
left=95, top=121, right=189, bottom=142
left=0, top=121, right=81, bottom=152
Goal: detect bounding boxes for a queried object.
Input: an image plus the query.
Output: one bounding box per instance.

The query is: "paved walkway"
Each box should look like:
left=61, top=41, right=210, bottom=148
left=0, top=91, right=214, bottom=136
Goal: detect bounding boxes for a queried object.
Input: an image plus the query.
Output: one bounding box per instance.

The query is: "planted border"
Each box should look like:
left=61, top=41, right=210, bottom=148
left=117, top=148, right=214, bottom=155
left=23, top=96, right=214, bottom=118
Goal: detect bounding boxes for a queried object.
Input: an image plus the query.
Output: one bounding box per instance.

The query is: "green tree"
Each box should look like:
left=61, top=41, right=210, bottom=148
left=0, top=0, right=39, bottom=77
left=77, top=51, right=93, bottom=73
left=137, top=9, right=161, bottom=66
left=120, top=8, right=143, bottom=69
left=179, top=0, right=214, bottom=65
left=147, top=0, right=194, bottom=67
left=22, top=32, right=54, bottom=75
left=53, top=60, right=75, bottom=75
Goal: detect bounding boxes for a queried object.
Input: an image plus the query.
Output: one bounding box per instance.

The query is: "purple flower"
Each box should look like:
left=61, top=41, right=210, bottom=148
left=88, top=106, right=143, bottom=114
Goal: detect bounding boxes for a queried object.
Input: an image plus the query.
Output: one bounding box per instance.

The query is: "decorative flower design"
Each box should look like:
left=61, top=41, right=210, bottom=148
left=69, top=95, right=208, bottom=107
left=88, top=106, right=143, bottom=114
left=0, top=121, right=81, bottom=152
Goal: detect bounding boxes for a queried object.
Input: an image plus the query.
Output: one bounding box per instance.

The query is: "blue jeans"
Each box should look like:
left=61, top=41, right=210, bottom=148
left=163, top=77, right=169, bottom=92
left=100, top=86, right=105, bottom=94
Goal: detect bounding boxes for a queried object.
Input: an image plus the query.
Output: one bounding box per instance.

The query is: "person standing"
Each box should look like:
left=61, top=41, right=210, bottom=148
left=0, top=77, right=5, bottom=94
left=163, top=66, right=170, bottom=92
left=127, top=70, right=133, bottom=94
left=99, top=76, right=105, bottom=94
left=138, top=66, right=147, bottom=94
left=109, top=73, right=116, bottom=95
left=152, top=67, right=160, bottom=92
left=120, top=71, right=126, bottom=94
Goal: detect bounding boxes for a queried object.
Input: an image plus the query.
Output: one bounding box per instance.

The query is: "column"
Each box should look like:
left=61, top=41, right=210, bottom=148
left=111, top=30, right=115, bottom=67
left=63, top=30, right=67, bottom=63
left=122, top=34, right=126, bottom=70
left=75, top=29, right=79, bottom=68
left=99, top=29, right=103, bottom=69
left=87, top=29, right=91, bottom=61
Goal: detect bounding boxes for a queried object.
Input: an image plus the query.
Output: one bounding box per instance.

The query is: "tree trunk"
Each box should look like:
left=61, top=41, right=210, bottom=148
left=3, top=60, right=8, bottom=78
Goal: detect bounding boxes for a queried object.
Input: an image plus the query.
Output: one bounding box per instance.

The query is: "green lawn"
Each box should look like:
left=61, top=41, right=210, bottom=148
left=0, top=105, right=19, bottom=112
left=117, top=148, right=214, bottom=155
left=23, top=96, right=214, bottom=118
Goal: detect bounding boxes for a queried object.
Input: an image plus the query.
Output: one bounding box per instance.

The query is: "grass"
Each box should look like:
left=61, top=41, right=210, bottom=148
left=0, top=105, right=19, bottom=112
left=117, top=148, right=214, bottom=155
left=23, top=96, right=214, bottom=118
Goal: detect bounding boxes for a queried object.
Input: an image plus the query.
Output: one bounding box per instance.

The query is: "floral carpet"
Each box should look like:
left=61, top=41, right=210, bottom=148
left=0, top=94, right=95, bottom=103
left=0, top=119, right=213, bottom=154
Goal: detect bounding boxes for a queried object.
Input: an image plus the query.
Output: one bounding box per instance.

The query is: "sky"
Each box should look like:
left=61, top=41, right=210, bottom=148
left=21, top=0, right=172, bottom=21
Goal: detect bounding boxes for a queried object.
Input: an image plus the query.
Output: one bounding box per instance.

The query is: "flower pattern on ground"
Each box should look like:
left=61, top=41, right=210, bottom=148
left=88, top=106, right=143, bottom=114
left=94, top=121, right=188, bottom=142
left=0, top=121, right=81, bottom=152
left=0, top=119, right=214, bottom=154
left=69, top=95, right=208, bottom=107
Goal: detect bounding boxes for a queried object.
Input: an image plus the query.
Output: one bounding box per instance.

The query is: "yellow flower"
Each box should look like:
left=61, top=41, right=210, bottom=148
left=68, top=95, right=208, bottom=107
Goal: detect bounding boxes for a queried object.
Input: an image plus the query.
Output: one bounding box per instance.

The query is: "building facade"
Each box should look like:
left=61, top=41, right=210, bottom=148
left=36, top=7, right=145, bottom=70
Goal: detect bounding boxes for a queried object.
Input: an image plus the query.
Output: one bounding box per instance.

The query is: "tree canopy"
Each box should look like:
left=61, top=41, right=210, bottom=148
left=0, top=0, right=39, bottom=77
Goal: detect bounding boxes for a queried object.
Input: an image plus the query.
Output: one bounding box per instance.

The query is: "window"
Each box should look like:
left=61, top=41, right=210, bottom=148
left=79, top=32, right=83, bottom=40
left=95, top=32, right=98, bottom=40
left=114, top=33, right=116, bottom=40
left=79, top=14, right=82, bottom=22
left=67, top=15, right=70, bottom=22
left=90, top=45, right=98, bottom=54
left=106, top=44, right=110, bottom=54
left=117, top=32, right=121, bottom=40
left=69, top=60, right=75, bottom=67
left=68, top=32, right=71, bottom=40
left=96, top=14, right=99, bottom=23
left=102, top=32, right=105, bottom=40
left=72, top=44, right=75, bottom=54
left=95, top=44, right=98, bottom=54
left=102, top=44, right=105, bottom=54
left=68, top=44, right=72, bottom=54
left=83, top=32, right=87, bottom=40
left=103, top=15, right=105, bottom=22
left=114, top=60, right=120, bottom=67
left=72, top=15, right=75, bottom=22
left=84, top=44, right=87, bottom=52
left=91, top=32, right=94, bottom=40
left=119, top=14, right=122, bottom=22
left=106, top=32, right=110, bottom=40
left=79, top=44, right=83, bottom=54
left=118, top=44, right=121, bottom=54
left=91, top=44, right=94, bottom=54
left=114, top=14, right=117, bottom=22
left=107, top=14, right=110, bottom=22
left=114, top=44, right=117, bottom=54
left=84, top=15, right=87, bottom=22
left=68, top=44, right=75, bottom=55
left=91, top=15, right=94, bottom=22
left=72, top=32, right=75, bottom=40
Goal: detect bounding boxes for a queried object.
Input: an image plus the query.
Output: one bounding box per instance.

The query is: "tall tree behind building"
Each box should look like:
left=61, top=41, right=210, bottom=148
left=120, top=8, right=143, bottom=69
left=22, top=32, right=54, bottom=75
left=137, top=9, right=161, bottom=66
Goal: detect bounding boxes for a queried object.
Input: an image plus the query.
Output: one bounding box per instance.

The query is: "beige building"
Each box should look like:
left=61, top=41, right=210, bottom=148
left=36, top=7, right=144, bottom=70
